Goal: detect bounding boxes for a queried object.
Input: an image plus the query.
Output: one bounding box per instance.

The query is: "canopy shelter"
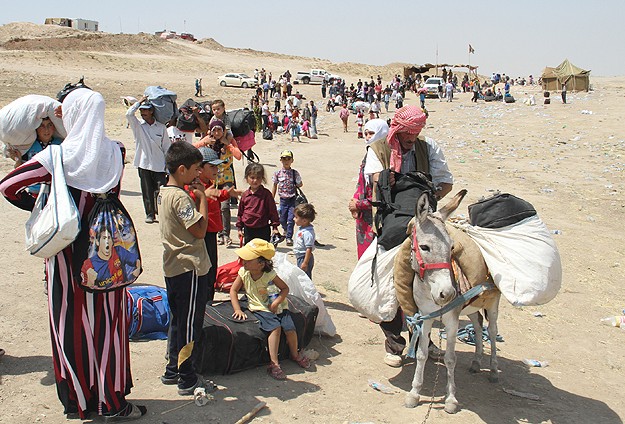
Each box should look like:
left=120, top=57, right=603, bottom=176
left=404, top=63, right=479, bottom=80
left=541, top=59, right=590, bottom=92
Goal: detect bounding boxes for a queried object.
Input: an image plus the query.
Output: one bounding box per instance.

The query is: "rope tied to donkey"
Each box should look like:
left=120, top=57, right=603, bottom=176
left=405, top=282, right=495, bottom=358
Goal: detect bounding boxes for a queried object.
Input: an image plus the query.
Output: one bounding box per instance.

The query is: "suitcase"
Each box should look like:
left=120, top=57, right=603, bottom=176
left=196, top=295, right=318, bottom=375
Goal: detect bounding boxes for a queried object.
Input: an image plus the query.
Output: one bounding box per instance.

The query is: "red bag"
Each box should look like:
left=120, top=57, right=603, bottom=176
left=215, top=259, right=242, bottom=293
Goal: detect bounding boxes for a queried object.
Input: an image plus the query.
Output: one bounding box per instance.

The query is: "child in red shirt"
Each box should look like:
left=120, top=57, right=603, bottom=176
left=187, top=147, right=239, bottom=303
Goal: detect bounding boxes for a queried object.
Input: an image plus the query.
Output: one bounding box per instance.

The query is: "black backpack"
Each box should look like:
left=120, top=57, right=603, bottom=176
left=226, top=108, right=257, bottom=137
left=57, top=76, right=91, bottom=102
left=468, top=193, right=536, bottom=228
left=373, top=169, right=437, bottom=250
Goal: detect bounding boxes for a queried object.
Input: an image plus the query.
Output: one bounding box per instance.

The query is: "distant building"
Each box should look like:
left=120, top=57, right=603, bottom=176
left=44, top=18, right=99, bottom=32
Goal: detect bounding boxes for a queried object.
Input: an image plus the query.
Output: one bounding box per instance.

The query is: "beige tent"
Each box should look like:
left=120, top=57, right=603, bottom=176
left=541, top=59, right=590, bottom=92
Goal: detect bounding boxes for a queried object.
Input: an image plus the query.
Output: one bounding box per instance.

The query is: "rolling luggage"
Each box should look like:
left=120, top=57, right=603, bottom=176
left=196, top=295, right=318, bottom=375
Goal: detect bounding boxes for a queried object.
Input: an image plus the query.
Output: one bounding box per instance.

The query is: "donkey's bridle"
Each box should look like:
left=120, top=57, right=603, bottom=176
left=411, top=216, right=452, bottom=279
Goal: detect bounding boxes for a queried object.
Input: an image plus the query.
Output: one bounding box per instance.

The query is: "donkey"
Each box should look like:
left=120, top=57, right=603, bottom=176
left=400, top=190, right=501, bottom=414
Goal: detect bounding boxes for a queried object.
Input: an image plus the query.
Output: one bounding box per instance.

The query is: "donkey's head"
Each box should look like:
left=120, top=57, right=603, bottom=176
left=409, top=189, right=467, bottom=306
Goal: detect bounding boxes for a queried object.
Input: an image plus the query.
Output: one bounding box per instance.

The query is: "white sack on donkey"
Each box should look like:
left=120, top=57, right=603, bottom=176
left=465, top=193, right=562, bottom=306
left=347, top=238, right=400, bottom=323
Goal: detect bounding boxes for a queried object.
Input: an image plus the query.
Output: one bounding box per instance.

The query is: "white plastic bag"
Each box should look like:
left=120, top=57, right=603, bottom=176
left=25, top=145, right=80, bottom=258
left=273, top=252, right=336, bottom=337
left=465, top=215, right=562, bottom=306
left=0, top=95, right=66, bottom=155
left=348, top=238, right=400, bottom=323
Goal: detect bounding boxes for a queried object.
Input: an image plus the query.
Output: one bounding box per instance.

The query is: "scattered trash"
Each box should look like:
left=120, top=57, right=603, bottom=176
left=551, top=230, right=562, bottom=235
left=303, top=348, right=320, bottom=361
left=533, top=312, right=545, bottom=317
left=541, top=188, right=554, bottom=193
left=581, top=110, right=593, bottom=115
left=502, top=387, right=541, bottom=401
left=194, top=387, right=214, bottom=406
left=523, top=359, right=549, bottom=368
left=600, top=316, right=625, bottom=328
left=368, top=379, right=396, bottom=394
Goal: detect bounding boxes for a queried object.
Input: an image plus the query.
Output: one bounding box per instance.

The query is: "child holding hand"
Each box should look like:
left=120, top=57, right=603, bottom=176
left=229, top=239, right=311, bottom=380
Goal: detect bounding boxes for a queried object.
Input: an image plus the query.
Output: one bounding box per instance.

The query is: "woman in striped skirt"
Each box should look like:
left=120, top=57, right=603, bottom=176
left=0, top=88, right=145, bottom=422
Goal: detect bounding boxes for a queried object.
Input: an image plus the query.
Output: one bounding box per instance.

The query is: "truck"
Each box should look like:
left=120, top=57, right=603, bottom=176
left=295, top=69, right=341, bottom=84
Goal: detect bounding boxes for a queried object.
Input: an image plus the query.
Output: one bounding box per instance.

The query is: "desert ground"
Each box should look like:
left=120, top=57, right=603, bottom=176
left=0, top=23, right=624, bottom=424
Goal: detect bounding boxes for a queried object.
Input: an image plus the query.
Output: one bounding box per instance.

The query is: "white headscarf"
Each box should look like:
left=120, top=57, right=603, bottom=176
left=363, top=118, right=389, bottom=146
left=36, top=88, right=123, bottom=193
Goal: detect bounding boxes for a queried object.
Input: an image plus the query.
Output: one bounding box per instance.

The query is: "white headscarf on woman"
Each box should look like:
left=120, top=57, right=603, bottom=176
left=363, top=118, right=389, bottom=146
left=36, top=88, right=123, bottom=194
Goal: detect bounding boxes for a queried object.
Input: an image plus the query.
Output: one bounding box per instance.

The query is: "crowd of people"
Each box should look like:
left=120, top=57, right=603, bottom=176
left=0, top=63, right=561, bottom=421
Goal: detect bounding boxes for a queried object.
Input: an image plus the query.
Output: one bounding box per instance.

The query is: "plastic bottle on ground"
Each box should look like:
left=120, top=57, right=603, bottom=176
left=600, top=316, right=625, bottom=327
left=523, top=359, right=549, bottom=367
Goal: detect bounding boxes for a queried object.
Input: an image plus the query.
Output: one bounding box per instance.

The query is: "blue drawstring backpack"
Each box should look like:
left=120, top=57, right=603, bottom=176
left=126, top=285, right=170, bottom=340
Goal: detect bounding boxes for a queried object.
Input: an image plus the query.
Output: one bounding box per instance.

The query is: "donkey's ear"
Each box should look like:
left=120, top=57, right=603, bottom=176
left=416, top=192, right=430, bottom=223
left=438, top=189, right=468, bottom=221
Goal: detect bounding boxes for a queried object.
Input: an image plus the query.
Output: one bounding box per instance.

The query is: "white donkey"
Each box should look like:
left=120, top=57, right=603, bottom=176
left=400, top=190, right=501, bottom=414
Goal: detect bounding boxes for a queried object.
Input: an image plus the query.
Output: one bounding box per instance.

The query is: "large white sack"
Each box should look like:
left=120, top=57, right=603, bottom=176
left=348, top=238, right=400, bottom=323
left=0, top=95, right=66, bottom=155
left=273, top=252, right=336, bottom=337
left=465, top=215, right=562, bottom=306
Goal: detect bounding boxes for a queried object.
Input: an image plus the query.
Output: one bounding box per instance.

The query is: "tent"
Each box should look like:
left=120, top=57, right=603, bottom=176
left=541, top=59, right=590, bottom=92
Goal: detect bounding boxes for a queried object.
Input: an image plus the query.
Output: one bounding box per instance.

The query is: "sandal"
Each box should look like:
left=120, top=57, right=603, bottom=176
left=104, top=402, right=147, bottom=422
left=267, top=363, right=286, bottom=380
left=217, top=236, right=225, bottom=245
left=292, top=353, right=311, bottom=369
left=225, top=237, right=233, bottom=247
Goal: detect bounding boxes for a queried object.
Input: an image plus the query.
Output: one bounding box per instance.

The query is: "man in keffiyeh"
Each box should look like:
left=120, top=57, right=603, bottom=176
left=361, top=104, right=454, bottom=368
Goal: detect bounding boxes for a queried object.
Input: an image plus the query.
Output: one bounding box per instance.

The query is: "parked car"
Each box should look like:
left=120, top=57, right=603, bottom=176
left=423, top=77, right=444, bottom=98
left=295, top=69, right=341, bottom=84
left=217, top=73, right=257, bottom=88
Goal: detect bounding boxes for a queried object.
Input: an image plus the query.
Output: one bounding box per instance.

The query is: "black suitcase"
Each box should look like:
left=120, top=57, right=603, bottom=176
left=196, top=295, right=318, bottom=375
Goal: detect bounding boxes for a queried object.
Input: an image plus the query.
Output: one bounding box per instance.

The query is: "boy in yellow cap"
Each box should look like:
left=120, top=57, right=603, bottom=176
left=229, top=238, right=311, bottom=380
left=271, top=149, right=303, bottom=246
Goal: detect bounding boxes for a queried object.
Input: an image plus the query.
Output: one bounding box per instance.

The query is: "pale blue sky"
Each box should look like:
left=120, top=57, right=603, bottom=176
left=2, top=0, right=623, bottom=77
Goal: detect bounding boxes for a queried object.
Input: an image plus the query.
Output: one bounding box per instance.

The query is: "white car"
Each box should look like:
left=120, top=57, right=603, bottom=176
left=423, top=77, right=444, bottom=98
left=217, top=73, right=257, bottom=88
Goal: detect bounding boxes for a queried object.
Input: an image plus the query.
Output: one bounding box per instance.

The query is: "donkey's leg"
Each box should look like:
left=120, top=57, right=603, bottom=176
left=405, top=320, right=433, bottom=408
left=468, top=311, right=484, bottom=374
left=441, top=310, right=460, bottom=414
left=485, top=294, right=501, bottom=383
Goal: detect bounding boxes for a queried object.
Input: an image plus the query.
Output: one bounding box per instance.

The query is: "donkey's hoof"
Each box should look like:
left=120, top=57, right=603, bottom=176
left=444, top=399, right=460, bottom=414
left=488, top=372, right=499, bottom=383
left=469, top=361, right=481, bottom=374
left=404, top=392, right=420, bottom=408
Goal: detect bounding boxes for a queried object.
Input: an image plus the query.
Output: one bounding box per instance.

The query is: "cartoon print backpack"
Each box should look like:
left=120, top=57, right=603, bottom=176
left=74, top=194, right=142, bottom=292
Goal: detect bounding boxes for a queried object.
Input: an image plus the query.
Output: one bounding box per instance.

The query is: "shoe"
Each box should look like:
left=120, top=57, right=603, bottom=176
left=178, top=375, right=209, bottom=396
left=217, top=235, right=225, bottom=245
left=224, top=237, right=233, bottom=247
left=267, top=363, right=286, bottom=380
left=104, top=403, right=146, bottom=422
left=160, top=373, right=179, bottom=385
left=144, top=215, right=155, bottom=224
left=384, top=353, right=403, bottom=368
left=292, top=353, right=311, bottom=369
left=286, top=238, right=293, bottom=246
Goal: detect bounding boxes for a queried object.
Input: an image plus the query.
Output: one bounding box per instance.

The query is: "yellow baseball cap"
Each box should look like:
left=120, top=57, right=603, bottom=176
left=280, top=150, right=293, bottom=158
left=235, top=238, right=276, bottom=260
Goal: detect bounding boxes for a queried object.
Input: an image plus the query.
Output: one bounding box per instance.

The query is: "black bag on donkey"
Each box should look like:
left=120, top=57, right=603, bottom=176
left=196, top=295, right=318, bottom=375
left=373, top=169, right=437, bottom=251
left=468, top=192, right=536, bottom=228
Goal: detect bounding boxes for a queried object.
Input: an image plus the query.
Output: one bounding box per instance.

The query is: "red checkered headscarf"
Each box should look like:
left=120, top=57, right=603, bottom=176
left=387, top=105, right=427, bottom=172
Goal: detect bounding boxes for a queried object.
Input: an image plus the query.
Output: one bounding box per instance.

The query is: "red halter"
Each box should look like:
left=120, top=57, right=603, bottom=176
left=411, top=225, right=452, bottom=279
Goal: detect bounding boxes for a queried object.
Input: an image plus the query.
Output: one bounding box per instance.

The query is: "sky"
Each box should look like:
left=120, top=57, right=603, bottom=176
left=2, top=0, right=624, bottom=77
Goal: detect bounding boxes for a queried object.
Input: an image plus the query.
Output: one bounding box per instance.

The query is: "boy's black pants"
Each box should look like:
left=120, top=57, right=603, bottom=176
left=164, top=270, right=209, bottom=389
